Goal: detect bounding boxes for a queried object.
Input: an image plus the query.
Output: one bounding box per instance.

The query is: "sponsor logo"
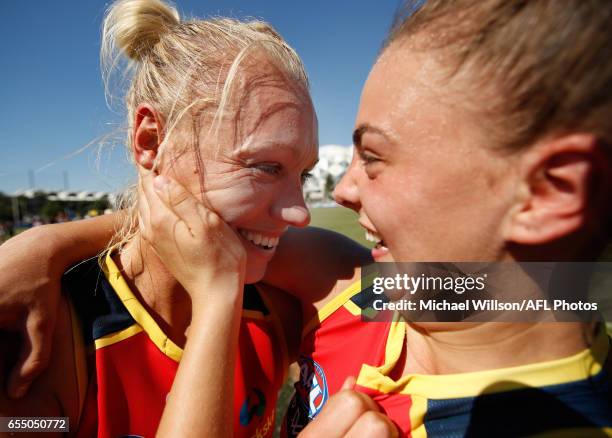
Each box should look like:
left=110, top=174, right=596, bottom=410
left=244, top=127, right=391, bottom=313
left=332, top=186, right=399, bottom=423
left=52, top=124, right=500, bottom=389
left=285, top=356, right=329, bottom=437
left=240, top=387, right=267, bottom=426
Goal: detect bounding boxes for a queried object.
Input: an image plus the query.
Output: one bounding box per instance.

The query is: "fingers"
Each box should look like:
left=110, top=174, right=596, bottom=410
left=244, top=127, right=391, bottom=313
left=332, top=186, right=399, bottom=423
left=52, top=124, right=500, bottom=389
left=138, top=173, right=188, bottom=245
left=299, top=389, right=380, bottom=438
left=344, top=411, right=399, bottom=438
left=137, top=175, right=153, bottom=242
left=137, top=176, right=153, bottom=242
left=152, top=175, right=210, bottom=233
left=7, top=312, right=54, bottom=399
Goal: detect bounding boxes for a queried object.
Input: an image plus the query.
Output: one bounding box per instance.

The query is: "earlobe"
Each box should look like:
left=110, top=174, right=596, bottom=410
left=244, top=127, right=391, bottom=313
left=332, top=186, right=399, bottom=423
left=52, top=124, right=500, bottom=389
left=133, top=104, right=165, bottom=171
left=505, top=134, right=605, bottom=245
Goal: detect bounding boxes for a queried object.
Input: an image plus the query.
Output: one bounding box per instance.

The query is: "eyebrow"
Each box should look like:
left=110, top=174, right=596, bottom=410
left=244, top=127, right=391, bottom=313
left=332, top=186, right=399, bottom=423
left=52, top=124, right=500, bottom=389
left=234, top=140, right=319, bottom=168
left=352, top=123, right=394, bottom=148
left=235, top=140, right=295, bottom=156
left=307, top=158, right=319, bottom=171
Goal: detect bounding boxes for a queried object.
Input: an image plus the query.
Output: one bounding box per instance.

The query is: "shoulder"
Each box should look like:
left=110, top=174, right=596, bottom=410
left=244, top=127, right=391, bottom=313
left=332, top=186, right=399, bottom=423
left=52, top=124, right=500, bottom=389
left=264, top=227, right=371, bottom=306
left=254, top=283, right=302, bottom=363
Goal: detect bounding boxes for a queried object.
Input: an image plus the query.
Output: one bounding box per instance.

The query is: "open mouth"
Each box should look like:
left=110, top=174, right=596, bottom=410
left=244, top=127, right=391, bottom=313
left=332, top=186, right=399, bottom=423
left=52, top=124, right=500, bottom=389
left=362, top=226, right=390, bottom=259
left=364, top=229, right=386, bottom=249
left=238, top=228, right=280, bottom=251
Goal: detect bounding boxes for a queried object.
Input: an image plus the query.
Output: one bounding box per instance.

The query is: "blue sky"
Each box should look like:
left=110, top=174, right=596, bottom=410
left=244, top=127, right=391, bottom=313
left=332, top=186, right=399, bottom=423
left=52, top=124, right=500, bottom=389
left=0, top=1, right=400, bottom=194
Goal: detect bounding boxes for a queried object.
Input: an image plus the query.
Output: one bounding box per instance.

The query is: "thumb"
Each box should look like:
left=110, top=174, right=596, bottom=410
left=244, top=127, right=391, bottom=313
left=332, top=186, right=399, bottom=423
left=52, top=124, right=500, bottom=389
left=341, top=376, right=356, bottom=391
left=7, top=312, right=54, bottom=399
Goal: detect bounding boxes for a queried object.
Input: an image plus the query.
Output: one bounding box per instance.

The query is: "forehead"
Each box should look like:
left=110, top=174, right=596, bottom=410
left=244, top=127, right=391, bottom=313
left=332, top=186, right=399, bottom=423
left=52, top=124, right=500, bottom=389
left=357, top=44, right=478, bottom=149
left=359, top=46, right=442, bottom=124
left=238, top=79, right=313, bottom=138
left=231, top=67, right=318, bottom=160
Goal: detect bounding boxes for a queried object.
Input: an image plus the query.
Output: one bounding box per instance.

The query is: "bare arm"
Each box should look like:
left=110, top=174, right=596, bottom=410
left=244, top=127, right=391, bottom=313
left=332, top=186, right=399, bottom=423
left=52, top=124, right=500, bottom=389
left=0, top=213, right=120, bottom=398
left=0, top=296, right=82, bottom=438
left=263, top=226, right=372, bottom=310
left=137, top=174, right=244, bottom=438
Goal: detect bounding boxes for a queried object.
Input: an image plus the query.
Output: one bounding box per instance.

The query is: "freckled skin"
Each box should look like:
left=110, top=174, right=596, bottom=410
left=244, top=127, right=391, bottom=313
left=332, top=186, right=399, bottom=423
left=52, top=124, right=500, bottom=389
left=335, top=44, right=517, bottom=263
left=163, top=65, right=318, bottom=283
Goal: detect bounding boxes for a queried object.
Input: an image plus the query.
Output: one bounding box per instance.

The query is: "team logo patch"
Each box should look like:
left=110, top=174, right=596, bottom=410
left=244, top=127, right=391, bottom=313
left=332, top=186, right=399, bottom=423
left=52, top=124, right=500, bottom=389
left=239, top=387, right=266, bottom=426
left=285, top=356, right=329, bottom=437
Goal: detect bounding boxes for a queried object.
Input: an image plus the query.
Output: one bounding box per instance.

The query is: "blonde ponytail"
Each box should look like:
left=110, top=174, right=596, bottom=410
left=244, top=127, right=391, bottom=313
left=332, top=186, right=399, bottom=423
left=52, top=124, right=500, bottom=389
left=101, top=0, right=309, bottom=253
left=102, top=0, right=180, bottom=62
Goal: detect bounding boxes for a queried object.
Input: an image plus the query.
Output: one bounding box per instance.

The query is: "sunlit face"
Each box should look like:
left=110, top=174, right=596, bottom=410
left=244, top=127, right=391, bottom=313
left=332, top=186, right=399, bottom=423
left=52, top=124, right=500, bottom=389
left=167, top=64, right=318, bottom=283
left=334, top=42, right=518, bottom=262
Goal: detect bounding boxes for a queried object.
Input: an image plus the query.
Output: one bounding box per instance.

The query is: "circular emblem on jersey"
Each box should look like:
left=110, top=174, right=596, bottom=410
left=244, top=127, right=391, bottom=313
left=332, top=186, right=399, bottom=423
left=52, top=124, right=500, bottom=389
left=239, top=387, right=266, bottom=426
left=296, top=356, right=329, bottom=418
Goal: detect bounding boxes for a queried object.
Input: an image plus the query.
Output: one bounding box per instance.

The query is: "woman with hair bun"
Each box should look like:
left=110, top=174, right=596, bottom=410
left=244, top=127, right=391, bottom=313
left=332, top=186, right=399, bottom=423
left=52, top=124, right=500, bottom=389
left=4, top=0, right=612, bottom=436
left=0, top=0, right=337, bottom=436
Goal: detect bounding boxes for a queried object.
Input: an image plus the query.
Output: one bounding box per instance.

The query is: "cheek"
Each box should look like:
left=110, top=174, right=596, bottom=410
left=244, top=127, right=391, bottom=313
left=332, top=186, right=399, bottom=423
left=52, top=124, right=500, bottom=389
left=383, top=166, right=510, bottom=260
left=205, top=182, right=264, bottom=224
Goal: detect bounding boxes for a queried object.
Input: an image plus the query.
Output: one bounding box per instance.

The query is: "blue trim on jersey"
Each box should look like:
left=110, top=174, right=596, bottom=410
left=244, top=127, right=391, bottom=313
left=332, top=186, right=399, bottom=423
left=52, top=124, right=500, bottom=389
left=63, top=258, right=135, bottom=343
left=424, top=368, right=612, bottom=437
left=63, top=257, right=270, bottom=345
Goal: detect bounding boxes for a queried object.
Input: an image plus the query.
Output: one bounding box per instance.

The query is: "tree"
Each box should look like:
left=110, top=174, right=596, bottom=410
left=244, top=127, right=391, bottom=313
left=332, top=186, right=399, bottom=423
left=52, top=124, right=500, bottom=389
left=0, top=192, right=13, bottom=222
left=41, top=201, right=64, bottom=222
left=324, top=174, right=335, bottom=200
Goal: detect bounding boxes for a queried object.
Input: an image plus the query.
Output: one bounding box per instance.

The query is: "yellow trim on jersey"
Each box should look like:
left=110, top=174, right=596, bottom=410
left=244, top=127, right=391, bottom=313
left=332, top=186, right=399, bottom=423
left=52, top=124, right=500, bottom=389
left=94, top=324, right=144, bottom=349
left=241, top=309, right=269, bottom=321
left=342, top=299, right=362, bottom=317
left=408, top=394, right=428, bottom=438
left=302, top=279, right=363, bottom=338
left=301, top=269, right=379, bottom=339
left=102, top=253, right=184, bottom=362
left=257, top=286, right=290, bottom=384
left=356, top=320, right=609, bottom=400
left=382, top=314, right=404, bottom=372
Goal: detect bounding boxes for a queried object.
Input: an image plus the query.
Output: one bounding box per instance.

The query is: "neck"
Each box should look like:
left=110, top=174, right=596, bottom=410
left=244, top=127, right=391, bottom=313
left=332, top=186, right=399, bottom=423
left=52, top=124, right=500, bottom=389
left=402, top=321, right=596, bottom=375
left=113, top=236, right=193, bottom=348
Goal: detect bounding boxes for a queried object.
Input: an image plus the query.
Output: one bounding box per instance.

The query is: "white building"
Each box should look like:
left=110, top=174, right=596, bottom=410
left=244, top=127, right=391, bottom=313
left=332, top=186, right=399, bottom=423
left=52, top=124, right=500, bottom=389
left=304, top=145, right=353, bottom=203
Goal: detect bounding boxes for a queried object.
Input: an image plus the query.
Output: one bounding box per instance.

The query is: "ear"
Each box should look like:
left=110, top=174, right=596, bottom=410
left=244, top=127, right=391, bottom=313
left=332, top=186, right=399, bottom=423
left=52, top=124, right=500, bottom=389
left=506, top=134, right=610, bottom=245
left=133, top=103, right=164, bottom=171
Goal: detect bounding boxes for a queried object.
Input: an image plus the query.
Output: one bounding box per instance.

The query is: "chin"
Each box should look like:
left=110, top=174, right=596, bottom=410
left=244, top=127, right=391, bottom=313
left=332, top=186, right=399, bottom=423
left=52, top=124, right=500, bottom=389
left=244, top=262, right=267, bottom=285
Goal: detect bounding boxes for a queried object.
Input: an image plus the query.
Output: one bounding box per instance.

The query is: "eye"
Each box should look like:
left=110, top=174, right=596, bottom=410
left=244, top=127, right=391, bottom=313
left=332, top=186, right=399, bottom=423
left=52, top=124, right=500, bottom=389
left=301, top=172, right=313, bottom=185
left=359, top=150, right=381, bottom=166
left=252, top=163, right=282, bottom=176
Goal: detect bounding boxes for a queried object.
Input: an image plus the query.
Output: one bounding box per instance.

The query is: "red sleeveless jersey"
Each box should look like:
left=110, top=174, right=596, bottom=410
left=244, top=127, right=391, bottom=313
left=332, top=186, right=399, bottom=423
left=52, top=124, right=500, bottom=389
left=64, top=254, right=287, bottom=438
left=285, top=280, right=612, bottom=437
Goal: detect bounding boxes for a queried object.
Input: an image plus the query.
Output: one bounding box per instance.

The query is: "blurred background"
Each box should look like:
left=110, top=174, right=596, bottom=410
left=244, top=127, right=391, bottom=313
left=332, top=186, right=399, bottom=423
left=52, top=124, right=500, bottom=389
left=0, top=0, right=401, bottom=245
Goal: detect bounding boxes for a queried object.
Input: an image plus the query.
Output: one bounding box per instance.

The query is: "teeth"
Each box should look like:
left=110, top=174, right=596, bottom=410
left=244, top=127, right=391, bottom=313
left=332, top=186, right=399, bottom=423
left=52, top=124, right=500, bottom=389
left=365, top=229, right=382, bottom=244
left=239, top=229, right=280, bottom=249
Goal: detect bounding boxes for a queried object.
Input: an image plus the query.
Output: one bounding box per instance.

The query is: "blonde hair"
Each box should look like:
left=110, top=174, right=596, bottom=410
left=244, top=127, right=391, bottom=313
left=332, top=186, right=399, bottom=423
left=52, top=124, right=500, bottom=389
left=102, top=0, right=309, bottom=252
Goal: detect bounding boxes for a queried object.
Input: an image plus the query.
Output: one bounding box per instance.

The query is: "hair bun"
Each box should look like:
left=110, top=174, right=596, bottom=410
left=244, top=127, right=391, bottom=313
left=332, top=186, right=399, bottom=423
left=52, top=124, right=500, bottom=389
left=249, top=21, right=283, bottom=41
left=103, top=0, right=180, bottom=61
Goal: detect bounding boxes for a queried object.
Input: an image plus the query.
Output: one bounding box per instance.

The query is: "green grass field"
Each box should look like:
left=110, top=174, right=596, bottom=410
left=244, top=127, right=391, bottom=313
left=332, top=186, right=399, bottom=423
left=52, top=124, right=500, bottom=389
left=309, top=206, right=369, bottom=247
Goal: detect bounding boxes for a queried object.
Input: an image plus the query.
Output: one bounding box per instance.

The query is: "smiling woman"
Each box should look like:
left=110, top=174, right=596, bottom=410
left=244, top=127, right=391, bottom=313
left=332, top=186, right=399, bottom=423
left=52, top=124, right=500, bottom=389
left=0, top=0, right=321, bottom=436
left=100, top=0, right=318, bottom=282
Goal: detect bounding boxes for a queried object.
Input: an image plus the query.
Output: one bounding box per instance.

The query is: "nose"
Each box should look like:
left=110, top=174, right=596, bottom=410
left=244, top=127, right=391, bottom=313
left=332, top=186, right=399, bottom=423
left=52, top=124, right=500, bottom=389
left=333, top=157, right=361, bottom=212
left=271, top=183, right=311, bottom=228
